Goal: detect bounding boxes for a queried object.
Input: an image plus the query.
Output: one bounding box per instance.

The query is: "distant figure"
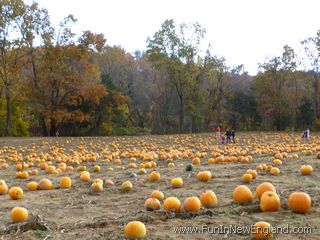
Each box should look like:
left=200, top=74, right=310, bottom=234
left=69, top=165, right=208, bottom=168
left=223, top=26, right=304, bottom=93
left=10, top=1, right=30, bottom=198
left=216, top=125, right=221, bottom=138
left=301, top=128, right=310, bottom=139
left=231, top=129, right=236, bottom=143
left=55, top=130, right=59, bottom=137
left=306, top=128, right=310, bottom=138
left=291, top=127, right=294, bottom=137
left=221, top=134, right=225, bottom=144
left=226, top=129, right=231, bottom=144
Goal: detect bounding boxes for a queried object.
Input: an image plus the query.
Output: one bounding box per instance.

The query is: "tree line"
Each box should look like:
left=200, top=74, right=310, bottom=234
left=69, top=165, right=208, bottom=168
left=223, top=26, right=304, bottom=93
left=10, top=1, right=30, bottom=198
left=1, top=0, right=320, bottom=136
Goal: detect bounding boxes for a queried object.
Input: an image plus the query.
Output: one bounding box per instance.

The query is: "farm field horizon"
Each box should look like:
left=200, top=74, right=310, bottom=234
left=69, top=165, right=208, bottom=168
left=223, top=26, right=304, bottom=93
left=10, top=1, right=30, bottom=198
left=0, top=132, right=319, bottom=240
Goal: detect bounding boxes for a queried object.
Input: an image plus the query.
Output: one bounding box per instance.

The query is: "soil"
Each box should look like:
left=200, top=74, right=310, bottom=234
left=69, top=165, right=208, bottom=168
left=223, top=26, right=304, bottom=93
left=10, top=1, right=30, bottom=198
left=0, top=132, right=319, bottom=240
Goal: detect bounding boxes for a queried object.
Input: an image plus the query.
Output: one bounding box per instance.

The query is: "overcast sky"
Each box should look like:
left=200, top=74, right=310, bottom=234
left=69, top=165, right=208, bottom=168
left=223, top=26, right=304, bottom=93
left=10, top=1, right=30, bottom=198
left=26, top=0, right=320, bottom=74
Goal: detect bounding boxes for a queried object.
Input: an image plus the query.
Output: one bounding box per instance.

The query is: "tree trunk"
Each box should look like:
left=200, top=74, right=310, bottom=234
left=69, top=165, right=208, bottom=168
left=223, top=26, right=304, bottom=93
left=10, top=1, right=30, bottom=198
left=4, top=87, right=12, bottom=136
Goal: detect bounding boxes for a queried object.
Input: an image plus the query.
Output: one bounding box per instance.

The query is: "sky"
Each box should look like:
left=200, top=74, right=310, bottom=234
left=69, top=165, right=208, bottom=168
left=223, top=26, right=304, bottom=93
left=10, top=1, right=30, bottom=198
left=25, top=0, right=320, bottom=74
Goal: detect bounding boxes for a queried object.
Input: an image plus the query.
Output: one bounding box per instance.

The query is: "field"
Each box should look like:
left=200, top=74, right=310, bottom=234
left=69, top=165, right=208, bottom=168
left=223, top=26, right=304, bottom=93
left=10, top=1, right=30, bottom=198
left=0, top=132, right=319, bottom=240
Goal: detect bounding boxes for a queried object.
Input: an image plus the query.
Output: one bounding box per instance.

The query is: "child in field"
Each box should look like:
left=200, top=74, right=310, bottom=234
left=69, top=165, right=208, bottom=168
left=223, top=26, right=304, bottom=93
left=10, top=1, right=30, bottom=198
left=221, top=134, right=225, bottom=144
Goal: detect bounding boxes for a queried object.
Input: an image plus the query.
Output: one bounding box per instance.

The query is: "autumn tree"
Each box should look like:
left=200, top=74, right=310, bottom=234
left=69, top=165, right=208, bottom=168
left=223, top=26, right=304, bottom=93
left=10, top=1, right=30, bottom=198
left=146, top=19, right=206, bottom=133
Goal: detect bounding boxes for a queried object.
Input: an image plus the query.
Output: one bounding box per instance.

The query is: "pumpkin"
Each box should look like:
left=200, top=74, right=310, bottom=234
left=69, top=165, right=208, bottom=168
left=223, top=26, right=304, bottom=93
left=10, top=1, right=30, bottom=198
left=148, top=171, right=161, bottom=182
left=273, top=159, right=282, bottom=166
left=39, top=162, right=48, bottom=170
left=39, top=179, right=53, bottom=190
left=260, top=191, right=280, bottom=212
left=300, top=165, right=313, bottom=175
left=246, top=169, right=257, bottom=179
left=0, top=180, right=8, bottom=194
left=183, top=197, right=201, bottom=213
left=269, top=167, right=280, bottom=175
left=197, top=171, right=212, bottom=182
left=151, top=190, right=164, bottom=201
left=80, top=171, right=90, bottom=182
left=232, top=185, right=254, bottom=205
left=121, top=181, right=133, bottom=191
left=200, top=190, right=218, bottom=208
left=163, top=197, right=181, bottom=212
left=185, top=164, right=193, bottom=172
left=105, top=179, right=114, bottom=186
left=91, top=182, right=104, bottom=192
left=9, top=187, right=23, bottom=200
left=288, top=192, right=311, bottom=214
left=167, top=162, right=175, bottom=168
left=242, top=173, right=253, bottom=183
left=93, top=165, right=101, bottom=172
left=138, top=168, right=147, bottom=175
left=256, top=182, right=276, bottom=200
left=144, top=198, right=161, bottom=211
left=26, top=181, right=39, bottom=191
left=252, top=221, right=273, bottom=239
left=192, top=157, right=201, bottom=165
left=60, top=176, right=72, bottom=189
left=124, top=221, right=146, bottom=239
left=93, top=178, right=103, bottom=185
left=317, top=152, right=320, bottom=159
left=11, top=207, right=29, bottom=223
left=171, top=178, right=183, bottom=188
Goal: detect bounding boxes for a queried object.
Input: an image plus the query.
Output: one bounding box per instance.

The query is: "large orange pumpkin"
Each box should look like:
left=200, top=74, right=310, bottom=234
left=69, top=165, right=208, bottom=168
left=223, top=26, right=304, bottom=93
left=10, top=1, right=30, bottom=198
left=252, top=221, right=273, bottom=239
left=11, top=207, right=29, bottom=223
left=9, top=187, right=23, bottom=200
left=256, top=182, right=276, bottom=200
left=232, top=185, right=254, bottom=205
left=60, top=176, right=72, bottom=189
left=183, top=197, right=201, bottom=213
left=124, top=221, right=146, bottom=239
left=197, top=171, right=212, bottom=182
left=39, top=179, right=53, bottom=190
left=144, top=198, right=161, bottom=211
left=200, top=190, right=218, bottom=208
left=260, top=191, right=280, bottom=212
left=163, top=197, right=181, bottom=212
left=288, top=192, right=311, bottom=214
left=26, top=181, right=39, bottom=191
left=300, top=165, right=313, bottom=175
left=148, top=171, right=161, bottom=182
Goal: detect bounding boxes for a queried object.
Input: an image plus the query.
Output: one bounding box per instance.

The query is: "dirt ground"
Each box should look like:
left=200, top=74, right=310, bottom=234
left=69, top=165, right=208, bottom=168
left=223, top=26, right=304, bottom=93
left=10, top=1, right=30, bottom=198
left=0, top=132, right=319, bottom=240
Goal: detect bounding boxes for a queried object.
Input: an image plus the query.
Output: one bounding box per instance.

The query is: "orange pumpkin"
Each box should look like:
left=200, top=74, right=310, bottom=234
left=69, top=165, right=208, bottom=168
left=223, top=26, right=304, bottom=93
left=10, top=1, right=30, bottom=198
left=39, top=178, right=53, bottom=190
left=150, top=190, right=164, bottom=201
left=9, top=187, right=23, bottom=200
left=80, top=171, right=90, bottom=182
left=252, top=221, right=273, bottom=239
left=256, top=182, right=276, bottom=200
left=260, top=191, right=280, bottom=212
left=197, top=171, right=212, bottom=182
left=163, top=197, right=181, bottom=212
left=232, top=185, right=254, bottom=205
left=200, top=190, right=218, bottom=208
left=93, top=165, right=101, bottom=172
left=148, top=171, right=161, bottom=182
left=269, top=167, right=280, bottom=175
left=272, top=159, right=282, bottom=166
left=144, top=198, right=161, bottom=211
left=60, top=176, right=72, bottom=189
left=121, top=181, right=133, bottom=191
left=242, top=173, right=253, bottom=183
left=288, top=192, right=311, bottom=214
left=91, top=182, right=104, bottom=192
left=11, top=207, right=29, bottom=223
left=192, top=157, right=201, bottom=165
left=300, top=165, right=313, bottom=175
left=183, top=197, right=201, bottom=213
left=171, top=178, right=183, bottom=188
left=26, top=181, right=39, bottom=191
left=0, top=180, right=8, bottom=195
left=246, top=169, right=257, bottom=179
left=124, top=221, right=146, bottom=239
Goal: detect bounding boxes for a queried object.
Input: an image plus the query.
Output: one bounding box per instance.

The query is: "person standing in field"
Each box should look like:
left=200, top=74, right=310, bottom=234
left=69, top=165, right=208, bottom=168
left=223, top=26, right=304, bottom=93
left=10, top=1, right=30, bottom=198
left=231, top=129, right=236, bottom=143
left=221, top=134, right=225, bottom=144
left=216, top=125, right=221, bottom=138
left=306, top=128, right=310, bottom=138
left=226, top=129, right=231, bottom=144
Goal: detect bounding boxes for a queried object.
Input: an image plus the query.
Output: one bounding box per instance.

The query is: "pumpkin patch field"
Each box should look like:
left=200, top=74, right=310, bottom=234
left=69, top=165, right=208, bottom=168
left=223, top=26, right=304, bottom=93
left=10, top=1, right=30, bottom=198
left=0, top=132, right=320, bottom=239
